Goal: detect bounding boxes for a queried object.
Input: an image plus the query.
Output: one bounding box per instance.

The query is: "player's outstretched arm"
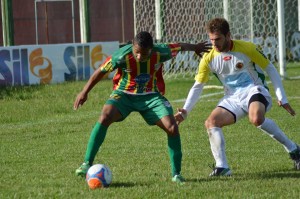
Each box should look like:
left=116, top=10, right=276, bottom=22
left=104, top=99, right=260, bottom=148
left=174, top=108, right=187, bottom=125
left=179, top=41, right=212, bottom=57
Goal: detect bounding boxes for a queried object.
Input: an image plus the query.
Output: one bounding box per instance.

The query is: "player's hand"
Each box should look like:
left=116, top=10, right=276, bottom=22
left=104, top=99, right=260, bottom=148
left=73, top=91, right=88, bottom=110
left=174, top=108, right=187, bottom=125
left=278, top=101, right=296, bottom=116
left=194, top=41, right=212, bottom=57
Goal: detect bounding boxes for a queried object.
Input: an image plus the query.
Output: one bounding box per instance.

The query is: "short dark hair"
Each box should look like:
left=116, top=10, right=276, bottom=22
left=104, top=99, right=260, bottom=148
left=206, top=18, right=230, bottom=36
left=133, top=31, right=154, bottom=49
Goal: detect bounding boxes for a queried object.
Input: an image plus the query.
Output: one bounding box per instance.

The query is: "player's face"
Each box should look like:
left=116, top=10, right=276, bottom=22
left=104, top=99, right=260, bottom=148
left=208, top=31, right=231, bottom=52
left=132, top=43, right=152, bottom=62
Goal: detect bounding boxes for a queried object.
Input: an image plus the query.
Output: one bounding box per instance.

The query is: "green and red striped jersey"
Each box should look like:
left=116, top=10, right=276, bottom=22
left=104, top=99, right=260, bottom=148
left=99, top=43, right=181, bottom=95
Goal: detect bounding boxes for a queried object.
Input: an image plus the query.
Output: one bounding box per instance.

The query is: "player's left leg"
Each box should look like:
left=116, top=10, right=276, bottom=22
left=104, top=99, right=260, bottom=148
left=141, top=93, right=184, bottom=184
left=248, top=93, right=300, bottom=170
left=156, top=115, right=185, bottom=184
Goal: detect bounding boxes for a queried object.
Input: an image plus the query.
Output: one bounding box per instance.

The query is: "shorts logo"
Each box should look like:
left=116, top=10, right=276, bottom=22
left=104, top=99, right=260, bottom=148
left=109, top=94, right=121, bottom=100
left=164, top=101, right=171, bottom=107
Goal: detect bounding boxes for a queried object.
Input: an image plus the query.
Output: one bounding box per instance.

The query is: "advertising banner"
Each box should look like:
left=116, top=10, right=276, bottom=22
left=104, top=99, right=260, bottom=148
left=0, top=42, right=119, bottom=86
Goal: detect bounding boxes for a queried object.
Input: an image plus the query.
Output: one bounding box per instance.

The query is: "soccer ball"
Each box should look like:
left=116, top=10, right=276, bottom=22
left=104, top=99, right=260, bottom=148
left=86, top=164, right=112, bottom=189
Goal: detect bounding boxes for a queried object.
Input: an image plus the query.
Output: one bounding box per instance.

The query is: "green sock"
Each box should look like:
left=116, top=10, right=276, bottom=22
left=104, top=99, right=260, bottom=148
left=168, top=134, right=182, bottom=177
left=84, top=122, right=108, bottom=164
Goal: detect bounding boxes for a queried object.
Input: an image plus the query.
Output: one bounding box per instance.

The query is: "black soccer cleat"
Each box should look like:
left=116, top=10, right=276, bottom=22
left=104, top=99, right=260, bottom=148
left=289, top=145, right=300, bottom=170
left=209, top=167, right=232, bottom=177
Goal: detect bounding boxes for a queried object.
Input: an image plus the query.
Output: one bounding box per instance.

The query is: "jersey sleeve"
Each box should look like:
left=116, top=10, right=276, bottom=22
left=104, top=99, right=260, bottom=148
left=194, top=55, right=210, bottom=83
left=248, top=43, right=270, bottom=69
left=99, top=56, right=114, bottom=73
left=168, top=43, right=182, bottom=57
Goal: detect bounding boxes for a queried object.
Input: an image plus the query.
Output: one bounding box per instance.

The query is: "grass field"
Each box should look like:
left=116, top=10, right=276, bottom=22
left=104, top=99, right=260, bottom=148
left=1, top=63, right=300, bottom=198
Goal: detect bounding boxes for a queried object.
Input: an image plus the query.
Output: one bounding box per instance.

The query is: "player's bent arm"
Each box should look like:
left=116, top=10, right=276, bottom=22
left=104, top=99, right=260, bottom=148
left=73, top=68, right=107, bottom=110
left=81, top=67, right=106, bottom=95
left=181, top=81, right=205, bottom=118
left=265, top=63, right=288, bottom=104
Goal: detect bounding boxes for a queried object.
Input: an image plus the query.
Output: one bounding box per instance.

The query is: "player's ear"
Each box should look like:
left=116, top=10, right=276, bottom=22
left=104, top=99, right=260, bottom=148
left=226, top=32, right=231, bottom=39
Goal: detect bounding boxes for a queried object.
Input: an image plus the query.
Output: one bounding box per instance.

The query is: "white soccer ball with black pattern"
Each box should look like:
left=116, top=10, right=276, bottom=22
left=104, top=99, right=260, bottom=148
left=86, top=164, right=112, bottom=189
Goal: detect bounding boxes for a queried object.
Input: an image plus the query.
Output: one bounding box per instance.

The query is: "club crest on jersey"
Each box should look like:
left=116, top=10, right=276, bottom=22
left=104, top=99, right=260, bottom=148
left=235, top=62, right=244, bottom=70
left=223, top=56, right=232, bottom=61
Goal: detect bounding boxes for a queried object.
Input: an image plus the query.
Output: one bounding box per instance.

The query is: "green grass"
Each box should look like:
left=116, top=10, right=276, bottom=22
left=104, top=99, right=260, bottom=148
left=1, top=63, right=300, bottom=198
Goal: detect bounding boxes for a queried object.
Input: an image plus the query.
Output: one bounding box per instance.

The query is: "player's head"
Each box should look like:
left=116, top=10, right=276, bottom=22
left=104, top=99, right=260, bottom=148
left=132, top=31, right=153, bottom=62
left=206, top=18, right=231, bottom=52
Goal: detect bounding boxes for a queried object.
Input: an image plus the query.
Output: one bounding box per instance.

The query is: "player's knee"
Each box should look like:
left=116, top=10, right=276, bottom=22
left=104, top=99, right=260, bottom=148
left=205, top=118, right=217, bottom=129
left=166, top=123, right=179, bottom=136
left=249, top=116, right=264, bottom=127
left=98, top=113, right=114, bottom=126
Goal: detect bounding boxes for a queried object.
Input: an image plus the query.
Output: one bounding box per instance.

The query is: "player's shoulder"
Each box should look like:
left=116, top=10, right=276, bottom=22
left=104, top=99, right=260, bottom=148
left=113, top=44, right=132, bottom=58
left=232, top=40, right=256, bottom=52
left=111, top=44, right=132, bottom=64
left=153, top=43, right=173, bottom=52
left=202, top=48, right=219, bottom=62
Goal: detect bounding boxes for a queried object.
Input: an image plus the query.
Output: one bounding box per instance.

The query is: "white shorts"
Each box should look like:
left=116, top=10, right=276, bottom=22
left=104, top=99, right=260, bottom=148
left=217, top=85, right=272, bottom=122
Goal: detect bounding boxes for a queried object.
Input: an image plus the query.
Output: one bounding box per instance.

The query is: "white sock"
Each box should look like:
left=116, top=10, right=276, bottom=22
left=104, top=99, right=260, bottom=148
left=207, top=127, right=229, bottom=168
left=258, top=118, right=297, bottom=152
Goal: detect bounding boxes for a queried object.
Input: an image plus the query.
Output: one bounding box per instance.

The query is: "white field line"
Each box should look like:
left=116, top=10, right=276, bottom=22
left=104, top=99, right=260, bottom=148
left=171, top=76, right=300, bottom=103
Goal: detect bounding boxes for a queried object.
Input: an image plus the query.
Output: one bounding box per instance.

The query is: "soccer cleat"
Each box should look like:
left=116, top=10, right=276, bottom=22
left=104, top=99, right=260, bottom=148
left=289, top=145, right=300, bottom=170
left=172, top=174, right=185, bottom=184
left=75, top=161, right=91, bottom=177
left=209, top=167, right=232, bottom=177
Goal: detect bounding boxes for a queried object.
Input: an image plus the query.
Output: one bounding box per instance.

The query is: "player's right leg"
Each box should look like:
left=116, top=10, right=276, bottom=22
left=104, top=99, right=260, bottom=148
left=76, top=99, right=124, bottom=177
left=205, top=106, right=236, bottom=177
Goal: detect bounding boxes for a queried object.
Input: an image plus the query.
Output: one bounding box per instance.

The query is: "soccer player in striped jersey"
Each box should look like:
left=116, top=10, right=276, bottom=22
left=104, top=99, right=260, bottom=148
left=175, top=18, right=300, bottom=176
left=73, top=31, right=211, bottom=184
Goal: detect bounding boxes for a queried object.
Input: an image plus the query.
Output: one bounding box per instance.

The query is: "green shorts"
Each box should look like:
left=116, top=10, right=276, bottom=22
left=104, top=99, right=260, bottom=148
left=105, top=90, right=174, bottom=125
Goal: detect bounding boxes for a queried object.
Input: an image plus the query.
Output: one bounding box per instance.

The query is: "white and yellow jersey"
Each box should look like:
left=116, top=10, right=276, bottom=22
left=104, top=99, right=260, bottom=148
left=196, top=40, right=270, bottom=95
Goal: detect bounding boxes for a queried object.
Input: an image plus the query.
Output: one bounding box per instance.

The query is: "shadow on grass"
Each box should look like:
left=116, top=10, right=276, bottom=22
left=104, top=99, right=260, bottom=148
left=248, top=169, right=300, bottom=179
left=0, top=84, right=46, bottom=100
left=109, top=181, right=136, bottom=188
left=185, top=168, right=300, bottom=183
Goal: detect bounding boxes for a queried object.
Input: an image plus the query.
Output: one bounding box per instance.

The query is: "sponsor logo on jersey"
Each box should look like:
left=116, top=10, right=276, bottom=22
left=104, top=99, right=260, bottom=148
left=223, top=56, right=232, bottom=61
left=134, top=73, right=150, bottom=84
left=135, top=73, right=151, bottom=92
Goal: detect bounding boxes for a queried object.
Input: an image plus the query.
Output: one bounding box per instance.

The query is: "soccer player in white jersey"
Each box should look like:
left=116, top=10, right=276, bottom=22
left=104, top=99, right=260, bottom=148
left=175, top=18, right=300, bottom=176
